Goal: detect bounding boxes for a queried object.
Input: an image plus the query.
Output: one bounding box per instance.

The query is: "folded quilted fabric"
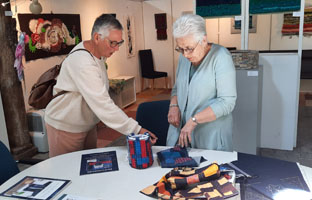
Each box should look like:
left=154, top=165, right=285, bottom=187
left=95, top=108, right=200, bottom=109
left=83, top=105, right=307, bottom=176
left=140, top=163, right=239, bottom=199
left=157, top=146, right=207, bottom=168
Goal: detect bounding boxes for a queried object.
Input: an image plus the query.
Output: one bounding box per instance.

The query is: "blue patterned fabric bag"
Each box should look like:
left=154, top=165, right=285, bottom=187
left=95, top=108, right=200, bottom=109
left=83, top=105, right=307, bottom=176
left=157, top=146, right=206, bottom=168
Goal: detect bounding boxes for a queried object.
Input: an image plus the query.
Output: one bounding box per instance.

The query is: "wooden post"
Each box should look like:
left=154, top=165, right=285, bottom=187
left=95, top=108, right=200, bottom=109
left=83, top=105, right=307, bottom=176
left=0, top=2, right=37, bottom=160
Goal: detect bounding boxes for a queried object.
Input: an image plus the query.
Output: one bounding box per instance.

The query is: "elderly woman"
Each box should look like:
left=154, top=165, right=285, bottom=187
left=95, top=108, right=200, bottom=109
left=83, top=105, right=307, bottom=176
left=167, top=14, right=237, bottom=151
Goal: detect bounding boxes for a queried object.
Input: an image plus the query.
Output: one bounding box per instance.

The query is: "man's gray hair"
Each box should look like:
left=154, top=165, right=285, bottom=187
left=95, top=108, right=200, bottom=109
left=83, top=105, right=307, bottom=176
left=91, top=14, right=123, bottom=39
left=173, top=14, right=206, bottom=42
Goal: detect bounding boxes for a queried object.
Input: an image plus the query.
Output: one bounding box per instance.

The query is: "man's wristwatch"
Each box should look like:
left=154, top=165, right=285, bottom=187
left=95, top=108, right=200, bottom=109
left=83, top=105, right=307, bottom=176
left=191, top=116, right=198, bottom=125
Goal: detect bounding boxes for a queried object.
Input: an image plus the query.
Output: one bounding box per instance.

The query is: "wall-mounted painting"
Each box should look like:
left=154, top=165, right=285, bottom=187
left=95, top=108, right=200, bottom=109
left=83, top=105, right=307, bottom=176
left=18, top=13, right=81, bottom=61
left=124, top=15, right=135, bottom=58
left=231, top=15, right=257, bottom=34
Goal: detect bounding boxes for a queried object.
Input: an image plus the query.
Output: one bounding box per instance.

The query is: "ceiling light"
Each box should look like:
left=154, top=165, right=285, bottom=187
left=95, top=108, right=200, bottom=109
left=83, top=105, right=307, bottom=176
left=29, top=0, right=42, bottom=14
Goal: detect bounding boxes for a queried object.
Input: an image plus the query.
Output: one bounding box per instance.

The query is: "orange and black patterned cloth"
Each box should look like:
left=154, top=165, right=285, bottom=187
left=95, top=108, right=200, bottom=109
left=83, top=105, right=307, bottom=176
left=141, top=163, right=239, bottom=199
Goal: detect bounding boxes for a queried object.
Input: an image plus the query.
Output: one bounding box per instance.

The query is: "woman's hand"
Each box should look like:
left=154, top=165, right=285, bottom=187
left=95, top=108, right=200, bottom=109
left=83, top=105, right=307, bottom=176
left=178, top=119, right=197, bottom=147
left=168, top=106, right=181, bottom=128
left=139, top=128, right=158, bottom=145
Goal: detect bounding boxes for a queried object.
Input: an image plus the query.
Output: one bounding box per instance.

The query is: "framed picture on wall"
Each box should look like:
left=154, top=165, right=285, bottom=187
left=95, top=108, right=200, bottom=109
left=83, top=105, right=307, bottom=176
left=18, top=13, right=82, bottom=61
left=231, top=15, right=257, bottom=34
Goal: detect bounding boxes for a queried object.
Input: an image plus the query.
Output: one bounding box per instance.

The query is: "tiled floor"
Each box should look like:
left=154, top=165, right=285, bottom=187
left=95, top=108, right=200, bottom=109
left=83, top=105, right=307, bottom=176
left=18, top=86, right=312, bottom=171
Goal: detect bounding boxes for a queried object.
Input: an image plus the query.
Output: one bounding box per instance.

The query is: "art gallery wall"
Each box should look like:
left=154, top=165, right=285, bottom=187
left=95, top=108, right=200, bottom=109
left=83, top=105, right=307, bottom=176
left=205, top=6, right=312, bottom=50
left=142, top=0, right=193, bottom=86
left=9, top=0, right=312, bottom=111
left=11, top=0, right=145, bottom=110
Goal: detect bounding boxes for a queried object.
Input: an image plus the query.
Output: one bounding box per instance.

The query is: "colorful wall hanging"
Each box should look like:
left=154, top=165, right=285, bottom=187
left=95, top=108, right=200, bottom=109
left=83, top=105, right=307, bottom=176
left=282, top=7, right=312, bottom=37
left=231, top=15, right=257, bottom=34
left=250, top=0, right=301, bottom=14
left=154, top=13, right=167, bottom=40
left=196, top=0, right=241, bottom=18
left=124, top=15, right=135, bottom=58
left=18, top=14, right=82, bottom=61
left=14, top=32, right=29, bottom=81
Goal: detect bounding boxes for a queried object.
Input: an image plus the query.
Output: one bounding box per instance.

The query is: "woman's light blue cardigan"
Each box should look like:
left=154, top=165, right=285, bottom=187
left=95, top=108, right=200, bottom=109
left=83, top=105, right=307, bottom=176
left=166, top=44, right=237, bottom=151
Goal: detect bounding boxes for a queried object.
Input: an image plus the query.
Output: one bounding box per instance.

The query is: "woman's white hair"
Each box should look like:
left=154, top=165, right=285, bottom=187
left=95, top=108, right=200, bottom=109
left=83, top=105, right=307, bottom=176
left=173, top=14, right=206, bottom=42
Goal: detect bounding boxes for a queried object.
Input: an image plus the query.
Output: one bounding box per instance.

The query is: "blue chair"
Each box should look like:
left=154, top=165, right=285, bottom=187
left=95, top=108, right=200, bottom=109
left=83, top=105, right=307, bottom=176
left=0, top=141, right=20, bottom=185
left=136, top=100, right=170, bottom=146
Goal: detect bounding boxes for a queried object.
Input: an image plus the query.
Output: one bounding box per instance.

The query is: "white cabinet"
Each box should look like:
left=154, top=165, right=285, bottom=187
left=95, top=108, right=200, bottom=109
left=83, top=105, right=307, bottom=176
left=109, top=76, right=136, bottom=108
left=259, top=53, right=300, bottom=150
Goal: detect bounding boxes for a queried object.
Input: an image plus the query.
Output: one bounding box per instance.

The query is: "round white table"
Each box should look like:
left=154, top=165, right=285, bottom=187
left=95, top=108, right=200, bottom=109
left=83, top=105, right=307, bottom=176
left=0, top=146, right=239, bottom=200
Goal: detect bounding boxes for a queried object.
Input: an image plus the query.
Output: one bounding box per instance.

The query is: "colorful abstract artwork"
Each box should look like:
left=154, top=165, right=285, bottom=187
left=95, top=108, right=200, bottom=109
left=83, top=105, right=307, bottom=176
left=18, top=14, right=82, bottom=61
left=282, top=7, right=312, bottom=37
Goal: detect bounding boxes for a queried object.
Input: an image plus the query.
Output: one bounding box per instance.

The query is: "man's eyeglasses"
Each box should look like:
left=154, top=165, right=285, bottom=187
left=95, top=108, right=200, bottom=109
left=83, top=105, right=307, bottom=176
left=106, top=38, right=124, bottom=48
left=175, top=41, right=200, bottom=54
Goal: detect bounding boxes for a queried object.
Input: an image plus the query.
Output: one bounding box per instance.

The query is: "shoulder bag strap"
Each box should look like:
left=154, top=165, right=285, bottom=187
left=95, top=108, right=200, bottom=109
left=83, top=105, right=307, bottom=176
left=52, top=48, right=94, bottom=99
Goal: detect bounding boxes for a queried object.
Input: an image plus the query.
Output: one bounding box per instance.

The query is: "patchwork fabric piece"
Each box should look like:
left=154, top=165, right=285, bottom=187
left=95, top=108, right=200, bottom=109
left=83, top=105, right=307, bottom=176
left=141, top=163, right=239, bottom=199
left=127, top=133, right=153, bottom=169
left=157, top=146, right=207, bottom=168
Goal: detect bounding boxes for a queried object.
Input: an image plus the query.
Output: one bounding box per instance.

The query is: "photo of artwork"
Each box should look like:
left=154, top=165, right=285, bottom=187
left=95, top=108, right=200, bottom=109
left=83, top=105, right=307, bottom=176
left=18, top=14, right=82, bottom=61
left=231, top=15, right=257, bottom=34
left=124, top=15, right=135, bottom=58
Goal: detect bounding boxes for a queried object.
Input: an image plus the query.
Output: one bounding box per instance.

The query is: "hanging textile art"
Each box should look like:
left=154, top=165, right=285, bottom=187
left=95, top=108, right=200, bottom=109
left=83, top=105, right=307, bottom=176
left=154, top=13, right=167, bottom=40
left=250, top=0, right=301, bottom=14
left=124, top=15, right=135, bottom=57
left=282, top=7, right=312, bottom=37
left=18, top=14, right=82, bottom=61
left=14, top=32, right=29, bottom=81
left=196, top=0, right=241, bottom=18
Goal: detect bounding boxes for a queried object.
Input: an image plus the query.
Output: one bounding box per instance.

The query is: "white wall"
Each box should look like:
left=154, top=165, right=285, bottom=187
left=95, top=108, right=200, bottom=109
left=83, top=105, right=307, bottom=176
left=142, top=0, right=174, bottom=88
left=171, top=0, right=194, bottom=82
left=11, top=0, right=145, bottom=110
left=142, top=0, right=193, bottom=87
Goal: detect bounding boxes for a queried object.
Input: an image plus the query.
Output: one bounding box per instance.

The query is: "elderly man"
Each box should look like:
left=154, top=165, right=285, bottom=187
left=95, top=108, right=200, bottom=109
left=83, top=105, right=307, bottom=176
left=45, top=14, right=157, bottom=157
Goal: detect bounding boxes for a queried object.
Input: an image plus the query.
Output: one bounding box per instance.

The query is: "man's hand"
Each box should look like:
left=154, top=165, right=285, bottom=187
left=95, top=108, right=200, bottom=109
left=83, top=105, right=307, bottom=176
left=139, top=128, right=158, bottom=145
